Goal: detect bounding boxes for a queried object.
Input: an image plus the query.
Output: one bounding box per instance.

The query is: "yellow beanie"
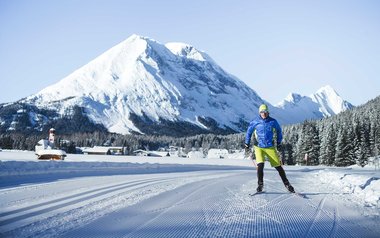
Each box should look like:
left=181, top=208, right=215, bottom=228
left=259, top=104, right=269, bottom=113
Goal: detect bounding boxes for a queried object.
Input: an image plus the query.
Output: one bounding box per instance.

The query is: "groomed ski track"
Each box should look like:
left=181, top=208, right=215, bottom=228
left=1, top=169, right=378, bottom=238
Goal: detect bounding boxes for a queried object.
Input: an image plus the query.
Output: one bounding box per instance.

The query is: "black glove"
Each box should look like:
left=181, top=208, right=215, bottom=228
left=244, top=144, right=250, bottom=155
left=276, top=143, right=283, bottom=151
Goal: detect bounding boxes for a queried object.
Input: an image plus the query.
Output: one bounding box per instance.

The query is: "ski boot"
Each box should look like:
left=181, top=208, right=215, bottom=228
left=256, top=183, right=264, bottom=193
left=284, top=183, right=295, bottom=193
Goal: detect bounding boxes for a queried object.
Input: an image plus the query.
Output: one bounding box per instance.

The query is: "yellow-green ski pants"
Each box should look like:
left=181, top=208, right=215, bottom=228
left=254, top=146, right=281, bottom=167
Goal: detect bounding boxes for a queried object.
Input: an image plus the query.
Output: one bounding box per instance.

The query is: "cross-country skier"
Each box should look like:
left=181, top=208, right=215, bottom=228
left=244, top=104, right=295, bottom=193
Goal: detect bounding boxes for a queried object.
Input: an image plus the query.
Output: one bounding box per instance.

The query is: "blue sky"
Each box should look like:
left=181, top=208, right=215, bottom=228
left=1, top=0, right=379, bottom=106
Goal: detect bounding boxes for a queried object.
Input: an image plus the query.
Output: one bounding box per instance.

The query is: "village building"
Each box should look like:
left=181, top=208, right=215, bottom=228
left=82, top=146, right=125, bottom=155
left=132, top=149, right=164, bottom=157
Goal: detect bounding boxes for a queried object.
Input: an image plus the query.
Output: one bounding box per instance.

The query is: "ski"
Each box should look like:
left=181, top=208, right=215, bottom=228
left=249, top=190, right=307, bottom=198
left=295, top=193, right=308, bottom=199
left=289, top=191, right=307, bottom=199
left=249, top=191, right=265, bottom=196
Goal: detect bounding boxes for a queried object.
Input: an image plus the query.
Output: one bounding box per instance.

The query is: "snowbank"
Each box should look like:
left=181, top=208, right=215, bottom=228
left=316, top=165, right=380, bottom=207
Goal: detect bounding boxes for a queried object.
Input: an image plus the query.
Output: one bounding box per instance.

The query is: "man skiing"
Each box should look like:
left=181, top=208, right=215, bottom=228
left=245, top=104, right=295, bottom=193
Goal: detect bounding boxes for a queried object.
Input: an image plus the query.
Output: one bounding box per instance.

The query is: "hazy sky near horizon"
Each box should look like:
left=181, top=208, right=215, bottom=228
left=1, top=0, right=379, bottom=106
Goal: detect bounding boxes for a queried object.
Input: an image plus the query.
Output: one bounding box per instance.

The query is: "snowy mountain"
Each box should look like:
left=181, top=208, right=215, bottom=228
left=276, top=85, right=354, bottom=123
left=22, top=34, right=267, bottom=135
left=1, top=35, right=353, bottom=135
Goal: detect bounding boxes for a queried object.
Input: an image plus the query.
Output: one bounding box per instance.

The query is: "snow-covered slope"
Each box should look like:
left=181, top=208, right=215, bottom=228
left=15, top=35, right=353, bottom=134
left=1, top=151, right=379, bottom=237
left=24, top=34, right=266, bottom=134
left=276, top=85, right=353, bottom=122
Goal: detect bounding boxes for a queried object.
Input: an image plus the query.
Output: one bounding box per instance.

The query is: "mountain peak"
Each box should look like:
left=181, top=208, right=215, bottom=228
left=165, top=42, right=211, bottom=62
left=277, top=85, right=353, bottom=122
left=125, top=34, right=158, bottom=45
left=22, top=34, right=265, bottom=135
left=284, top=93, right=303, bottom=104
left=315, top=85, right=338, bottom=97
left=128, top=33, right=146, bottom=40
left=311, top=85, right=353, bottom=116
left=12, top=35, right=353, bottom=135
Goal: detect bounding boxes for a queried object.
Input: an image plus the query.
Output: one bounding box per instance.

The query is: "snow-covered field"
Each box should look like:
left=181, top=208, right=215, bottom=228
left=0, top=150, right=379, bottom=238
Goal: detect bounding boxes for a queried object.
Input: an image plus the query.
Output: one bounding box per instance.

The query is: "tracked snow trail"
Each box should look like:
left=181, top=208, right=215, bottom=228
left=1, top=168, right=379, bottom=238
left=0, top=171, right=237, bottom=237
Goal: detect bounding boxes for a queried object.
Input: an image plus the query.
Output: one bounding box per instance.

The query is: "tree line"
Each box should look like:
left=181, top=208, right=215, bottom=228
left=1, top=96, right=378, bottom=167
left=280, top=96, right=379, bottom=166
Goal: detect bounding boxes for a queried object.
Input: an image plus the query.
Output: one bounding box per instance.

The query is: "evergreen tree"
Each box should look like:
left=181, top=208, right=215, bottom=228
left=334, top=124, right=355, bottom=166
left=294, top=121, right=319, bottom=165
left=319, top=122, right=336, bottom=165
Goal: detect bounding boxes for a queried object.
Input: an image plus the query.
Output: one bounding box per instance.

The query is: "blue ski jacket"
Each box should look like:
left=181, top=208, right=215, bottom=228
left=245, top=115, right=282, bottom=148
